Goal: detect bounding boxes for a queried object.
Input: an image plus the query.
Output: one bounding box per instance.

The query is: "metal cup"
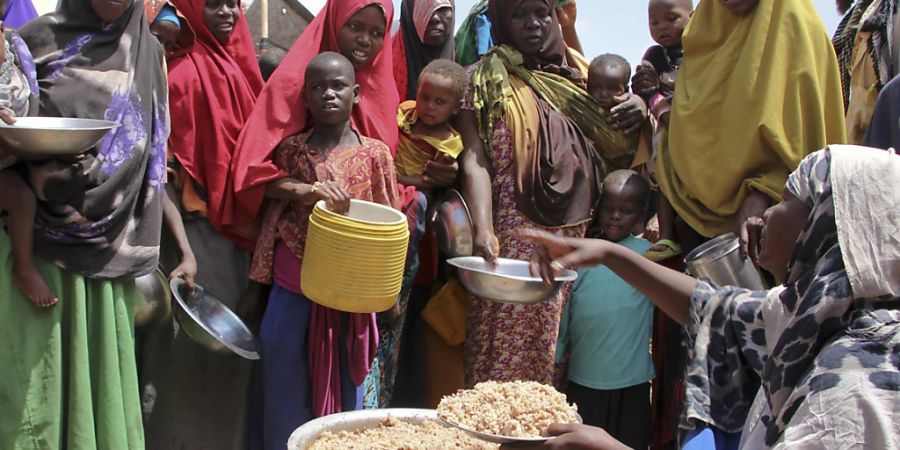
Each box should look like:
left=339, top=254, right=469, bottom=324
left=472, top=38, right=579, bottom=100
left=684, top=233, right=765, bottom=290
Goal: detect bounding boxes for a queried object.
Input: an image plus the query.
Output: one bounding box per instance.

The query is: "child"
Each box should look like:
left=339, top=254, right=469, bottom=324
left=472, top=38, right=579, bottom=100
left=633, top=0, right=693, bottom=258
left=395, top=58, right=465, bottom=194
left=0, top=18, right=54, bottom=306
left=148, top=3, right=183, bottom=61
left=556, top=169, right=655, bottom=450
left=633, top=0, right=692, bottom=126
left=587, top=53, right=631, bottom=114
left=258, top=45, right=287, bottom=82
left=248, top=51, right=401, bottom=445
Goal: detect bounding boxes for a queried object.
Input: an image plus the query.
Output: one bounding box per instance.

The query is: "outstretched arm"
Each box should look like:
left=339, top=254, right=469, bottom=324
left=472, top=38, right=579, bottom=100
left=522, top=230, right=695, bottom=324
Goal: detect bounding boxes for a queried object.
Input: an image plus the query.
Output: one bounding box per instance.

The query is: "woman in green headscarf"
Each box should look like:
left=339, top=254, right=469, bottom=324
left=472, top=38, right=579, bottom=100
left=656, top=0, right=846, bottom=256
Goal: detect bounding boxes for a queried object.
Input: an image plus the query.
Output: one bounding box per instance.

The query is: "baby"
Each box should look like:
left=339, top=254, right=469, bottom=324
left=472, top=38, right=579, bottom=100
left=0, top=17, right=54, bottom=306
left=148, top=3, right=183, bottom=60
left=395, top=58, right=466, bottom=193
left=633, top=0, right=693, bottom=126
left=587, top=53, right=631, bottom=113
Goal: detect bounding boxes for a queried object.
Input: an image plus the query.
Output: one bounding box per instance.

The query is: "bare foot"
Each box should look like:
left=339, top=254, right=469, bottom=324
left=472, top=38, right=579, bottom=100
left=13, top=264, right=58, bottom=307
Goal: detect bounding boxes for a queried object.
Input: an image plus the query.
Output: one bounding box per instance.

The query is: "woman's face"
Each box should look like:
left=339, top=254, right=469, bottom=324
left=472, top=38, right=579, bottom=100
left=338, top=5, right=387, bottom=69
left=90, top=0, right=133, bottom=23
left=506, top=0, right=553, bottom=56
left=757, top=192, right=811, bottom=284
left=720, top=0, right=759, bottom=16
left=423, top=7, right=453, bottom=47
left=204, top=0, right=240, bottom=45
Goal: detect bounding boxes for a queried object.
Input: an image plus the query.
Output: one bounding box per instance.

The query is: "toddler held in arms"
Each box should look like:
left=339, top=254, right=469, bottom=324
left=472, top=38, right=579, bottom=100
left=0, top=13, right=54, bottom=306
left=395, top=58, right=465, bottom=194
left=556, top=170, right=655, bottom=450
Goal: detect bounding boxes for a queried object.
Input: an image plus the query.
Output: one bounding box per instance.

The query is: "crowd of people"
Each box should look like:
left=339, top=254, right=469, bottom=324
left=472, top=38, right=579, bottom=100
left=0, top=0, right=897, bottom=449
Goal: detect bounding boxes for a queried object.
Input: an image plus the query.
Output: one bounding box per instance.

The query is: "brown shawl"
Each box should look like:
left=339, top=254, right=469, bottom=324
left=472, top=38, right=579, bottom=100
left=19, top=0, right=168, bottom=279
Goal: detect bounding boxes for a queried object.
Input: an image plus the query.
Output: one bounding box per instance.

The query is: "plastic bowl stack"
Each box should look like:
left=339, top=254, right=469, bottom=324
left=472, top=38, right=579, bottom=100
left=301, top=199, right=410, bottom=313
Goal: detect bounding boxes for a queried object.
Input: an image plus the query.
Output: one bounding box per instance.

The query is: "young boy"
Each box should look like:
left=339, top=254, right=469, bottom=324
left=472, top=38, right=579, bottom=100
left=556, top=169, right=655, bottom=450
left=587, top=53, right=631, bottom=114
left=395, top=58, right=465, bottom=194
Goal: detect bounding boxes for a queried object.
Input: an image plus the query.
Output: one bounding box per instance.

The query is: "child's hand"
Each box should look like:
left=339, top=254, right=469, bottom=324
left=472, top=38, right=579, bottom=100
left=422, top=155, right=459, bottom=188
left=312, top=180, right=351, bottom=215
left=610, top=93, right=648, bottom=135
left=169, top=253, right=198, bottom=294
left=632, top=62, right=659, bottom=98
left=556, top=0, right=577, bottom=27
left=0, top=106, right=16, bottom=125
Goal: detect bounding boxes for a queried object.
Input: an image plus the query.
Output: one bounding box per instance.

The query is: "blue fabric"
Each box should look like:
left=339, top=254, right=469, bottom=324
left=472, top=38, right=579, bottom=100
left=249, top=284, right=362, bottom=450
left=2, top=0, right=37, bottom=29
left=474, top=13, right=493, bottom=56
left=153, top=4, right=180, bottom=28
left=557, top=235, right=655, bottom=390
left=682, top=425, right=742, bottom=450
left=864, top=74, right=900, bottom=151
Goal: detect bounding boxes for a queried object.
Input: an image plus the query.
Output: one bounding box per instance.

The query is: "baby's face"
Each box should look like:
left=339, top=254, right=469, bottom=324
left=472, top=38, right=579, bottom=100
left=648, top=0, right=691, bottom=48
left=150, top=21, right=182, bottom=60
left=415, top=73, right=461, bottom=127
left=588, top=65, right=628, bottom=112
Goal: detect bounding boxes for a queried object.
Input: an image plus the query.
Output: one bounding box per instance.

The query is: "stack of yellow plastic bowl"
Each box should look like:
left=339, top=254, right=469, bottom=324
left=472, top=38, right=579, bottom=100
left=301, top=199, right=410, bottom=313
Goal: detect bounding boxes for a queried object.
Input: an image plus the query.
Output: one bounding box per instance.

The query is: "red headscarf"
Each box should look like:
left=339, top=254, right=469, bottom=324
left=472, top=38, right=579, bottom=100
left=225, top=0, right=405, bottom=242
left=167, top=0, right=264, bottom=241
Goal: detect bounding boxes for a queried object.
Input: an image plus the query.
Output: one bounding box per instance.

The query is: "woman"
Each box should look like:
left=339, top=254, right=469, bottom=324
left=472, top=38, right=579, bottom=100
left=138, top=0, right=263, bottom=449
left=522, top=146, right=900, bottom=449
left=459, top=0, right=646, bottom=386
left=392, top=0, right=455, bottom=101
left=833, top=0, right=897, bottom=144
left=0, top=0, right=168, bottom=447
left=656, top=0, right=846, bottom=257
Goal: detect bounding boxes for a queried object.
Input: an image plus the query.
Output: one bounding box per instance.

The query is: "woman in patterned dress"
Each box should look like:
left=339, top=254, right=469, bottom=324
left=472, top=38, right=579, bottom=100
left=457, top=0, right=646, bottom=386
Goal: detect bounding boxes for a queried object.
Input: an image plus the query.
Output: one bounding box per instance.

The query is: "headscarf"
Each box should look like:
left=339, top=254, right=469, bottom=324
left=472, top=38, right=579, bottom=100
left=18, top=0, right=168, bottom=279
left=1, top=0, right=37, bottom=29
left=833, top=0, right=898, bottom=110
left=656, top=0, right=847, bottom=238
left=226, top=0, right=400, bottom=244
left=864, top=73, right=900, bottom=149
left=684, top=146, right=900, bottom=445
left=167, top=0, right=263, bottom=243
left=392, top=0, right=454, bottom=100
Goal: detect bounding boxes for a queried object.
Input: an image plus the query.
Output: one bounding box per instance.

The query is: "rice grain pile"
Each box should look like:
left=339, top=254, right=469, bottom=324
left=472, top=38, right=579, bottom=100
left=437, top=381, right=578, bottom=438
left=308, top=416, right=498, bottom=449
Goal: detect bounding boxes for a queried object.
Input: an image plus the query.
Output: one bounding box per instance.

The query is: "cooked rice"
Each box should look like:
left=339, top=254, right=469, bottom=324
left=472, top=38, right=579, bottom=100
left=436, top=381, right=578, bottom=438
left=308, top=416, right=498, bottom=449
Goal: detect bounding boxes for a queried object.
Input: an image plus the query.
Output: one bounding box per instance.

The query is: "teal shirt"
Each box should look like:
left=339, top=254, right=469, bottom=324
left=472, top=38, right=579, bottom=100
left=557, top=235, right=655, bottom=390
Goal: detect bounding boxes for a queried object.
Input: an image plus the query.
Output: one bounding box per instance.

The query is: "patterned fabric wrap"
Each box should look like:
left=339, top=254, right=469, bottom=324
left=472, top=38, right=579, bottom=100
left=833, top=0, right=898, bottom=109
left=19, top=0, right=168, bottom=279
left=683, top=148, right=900, bottom=447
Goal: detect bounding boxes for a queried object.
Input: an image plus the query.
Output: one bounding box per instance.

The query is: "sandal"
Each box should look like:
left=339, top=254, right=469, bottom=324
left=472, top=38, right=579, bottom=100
left=645, top=239, right=682, bottom=262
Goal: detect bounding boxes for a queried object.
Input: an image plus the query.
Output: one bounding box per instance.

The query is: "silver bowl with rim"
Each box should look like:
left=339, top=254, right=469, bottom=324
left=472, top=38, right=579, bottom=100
left=287, top=409, right=441, bottom=449
left=447, top=256, right=578, bottom=304
left=133, top=266, right=172, bottom=331
left=0, top=117, right=118, bottom=160
left=170, top=277, right=260, bottom=360
left=429, top=189, right=473, bottom=257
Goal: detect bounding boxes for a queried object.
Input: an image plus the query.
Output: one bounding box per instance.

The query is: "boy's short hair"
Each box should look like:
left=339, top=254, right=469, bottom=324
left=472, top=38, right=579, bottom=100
left=258, top=46, right=287, bottom=82
left=603, top=169, right=651, bottom=209
left=589, top=54, right=632, bottom=86
left=649, top=0, right=694, bottom=10
left=420, top=59, right=468, bottom=100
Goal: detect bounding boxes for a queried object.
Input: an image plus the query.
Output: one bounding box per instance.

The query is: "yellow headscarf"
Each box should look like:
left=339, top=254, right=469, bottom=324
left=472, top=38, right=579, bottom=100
left=656, top=0, right=846, bottom=237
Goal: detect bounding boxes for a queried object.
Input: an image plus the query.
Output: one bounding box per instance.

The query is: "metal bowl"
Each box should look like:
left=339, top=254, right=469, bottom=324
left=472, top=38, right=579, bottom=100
left=287, top=409, right=440, bottom=450
left=0, top=117, right=118, bottom=160
left=170, top=277, right=260, bottom=360
left=437, top=412, right=583, bottom=445
left=133, top=267, right=172, bottom=331
left=429, top=189, right=473, bottom=257
left=447, top=257, right=577, bottom=304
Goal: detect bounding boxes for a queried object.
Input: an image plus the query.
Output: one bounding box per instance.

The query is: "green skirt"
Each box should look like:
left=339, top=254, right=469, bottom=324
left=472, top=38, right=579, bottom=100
left=0, top=232, right=144, bottom=450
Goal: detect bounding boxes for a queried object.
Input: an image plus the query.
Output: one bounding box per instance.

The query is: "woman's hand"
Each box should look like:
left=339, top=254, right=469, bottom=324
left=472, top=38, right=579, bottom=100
left=500, top=424, right=631, bottom=450
left=473, top=228, right=500, bottom=267
left=169, top=252, right=198, bottom=293
left=631, top=62, right=659, bottom=99
left=610, top=93, right=648, bottom=135
left=737, top=189, right=771, bottom=262
left=423, top=155, right=459, bottom=188
left=556, top=0, right=577, bottom=27
left=520, top=230, right=608, bottom=284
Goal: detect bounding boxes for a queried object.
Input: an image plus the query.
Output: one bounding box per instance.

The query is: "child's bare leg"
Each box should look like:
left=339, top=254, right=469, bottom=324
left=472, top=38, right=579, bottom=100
left=651, top=194, right=678, bottom=252
left=0, top=169, right=56, bottom=306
